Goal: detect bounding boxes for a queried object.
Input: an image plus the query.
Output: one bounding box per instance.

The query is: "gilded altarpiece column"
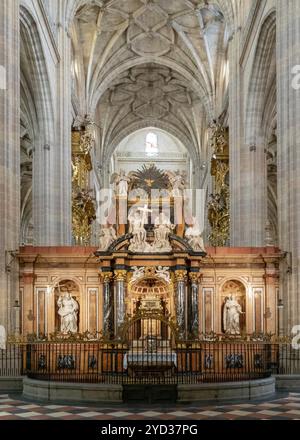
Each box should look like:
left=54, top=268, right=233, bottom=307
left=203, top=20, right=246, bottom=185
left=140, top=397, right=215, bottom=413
left=189, top=273, right=200, bottom=338
left=175, top=270, right=187, bottom=339
left=101, top=272, right=114, bottom=338
left=114, top=270, right=127, bottom=334
left=207, top=123, right=230, bottom=246
left=71, top=126, right=96, bottom=245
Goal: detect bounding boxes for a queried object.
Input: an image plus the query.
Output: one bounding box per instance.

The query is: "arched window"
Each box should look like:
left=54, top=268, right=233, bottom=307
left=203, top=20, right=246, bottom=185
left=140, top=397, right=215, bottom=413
left=145, top=132, right=158, bottom=156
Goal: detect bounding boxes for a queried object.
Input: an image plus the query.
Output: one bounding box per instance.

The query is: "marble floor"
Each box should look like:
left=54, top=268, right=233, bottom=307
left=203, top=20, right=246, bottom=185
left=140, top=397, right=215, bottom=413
left=0, top=392, right=300, bottom=420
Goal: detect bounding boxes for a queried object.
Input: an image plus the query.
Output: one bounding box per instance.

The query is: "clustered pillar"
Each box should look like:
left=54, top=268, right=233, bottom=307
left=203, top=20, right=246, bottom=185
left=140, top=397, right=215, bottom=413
left=0, top=0, right=20, bottom=331
left=277, top=0, right=300, bottom=332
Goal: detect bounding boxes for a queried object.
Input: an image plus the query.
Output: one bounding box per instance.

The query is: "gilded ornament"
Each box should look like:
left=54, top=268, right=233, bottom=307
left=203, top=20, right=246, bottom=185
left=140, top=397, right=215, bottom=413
left=175, top=270, right=187, bottom=282
left=114, top=270, right=127, bottom=282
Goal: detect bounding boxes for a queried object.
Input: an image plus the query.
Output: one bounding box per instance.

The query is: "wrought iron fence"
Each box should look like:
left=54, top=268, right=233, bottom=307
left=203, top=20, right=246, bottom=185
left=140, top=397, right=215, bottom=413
left=2, top=341, right=300, bottom=385
left=0, top=345, right=24, bottom=377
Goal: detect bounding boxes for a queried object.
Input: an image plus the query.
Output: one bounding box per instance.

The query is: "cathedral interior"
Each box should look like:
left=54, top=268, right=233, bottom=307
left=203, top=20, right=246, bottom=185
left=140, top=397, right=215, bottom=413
left=1, top=0, right=300, bottom=410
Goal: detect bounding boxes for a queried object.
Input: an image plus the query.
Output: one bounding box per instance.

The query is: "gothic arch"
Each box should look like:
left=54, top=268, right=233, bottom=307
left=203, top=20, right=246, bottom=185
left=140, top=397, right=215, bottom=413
left=20, top=6, right=56, bottom=244
left=20, top=6, right=55, bottom=136
left=245, top=10, right=276, bottom=146
left=245, top=11, right=277, bottom=244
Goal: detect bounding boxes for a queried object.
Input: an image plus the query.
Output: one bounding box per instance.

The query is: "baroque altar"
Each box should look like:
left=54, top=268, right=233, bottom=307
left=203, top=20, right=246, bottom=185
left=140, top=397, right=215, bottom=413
left=17, top=165, right=281, bottom=341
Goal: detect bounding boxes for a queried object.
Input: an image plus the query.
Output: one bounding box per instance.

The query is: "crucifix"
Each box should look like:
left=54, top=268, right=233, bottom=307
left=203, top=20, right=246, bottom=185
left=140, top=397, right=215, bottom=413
left=137, top=204, right=152, bottom=226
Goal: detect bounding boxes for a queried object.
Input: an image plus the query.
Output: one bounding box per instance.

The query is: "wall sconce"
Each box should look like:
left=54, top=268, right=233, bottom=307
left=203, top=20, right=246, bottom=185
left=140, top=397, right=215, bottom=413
left=277, top=299, right=284, bottom=309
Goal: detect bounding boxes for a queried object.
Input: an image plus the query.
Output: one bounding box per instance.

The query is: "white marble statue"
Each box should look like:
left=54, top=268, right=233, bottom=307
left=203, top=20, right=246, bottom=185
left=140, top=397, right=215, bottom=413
left=168, top=171, right=186, bottom=197
left=156, top=266, right=170, bottom=283
left=131, top=266, right=145, bottom=283
left=110, top=170, right=130, bottom=196
left=153, top=212, right=174, bottom=251
left=0, top=325, right=6, bottom=350
left=98, top=225, right=117, bottom=251
left=128, top=205, right=152, bottom=252
left=57, top=292, right=79, bottom=333
left=185, top=216, right=206, bottom=252
left=223, top=295, right=244, bottom=335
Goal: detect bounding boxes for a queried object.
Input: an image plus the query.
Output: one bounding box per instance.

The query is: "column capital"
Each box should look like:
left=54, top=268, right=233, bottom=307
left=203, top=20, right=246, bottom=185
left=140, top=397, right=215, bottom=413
left=175, top=270, right=187, bottom=282
left=114, top=270, right=127, bottom=282
left=100, top=271, right=113, bottom=283
left=189, top=272, right=201, bottom=283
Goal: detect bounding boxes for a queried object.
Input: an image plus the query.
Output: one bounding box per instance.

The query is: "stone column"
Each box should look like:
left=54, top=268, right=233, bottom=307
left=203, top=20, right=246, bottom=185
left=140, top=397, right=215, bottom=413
left=50, top=4, right=72, bottom=245
left=0, top=0, right=20, bottom=332
left=189, top=272, right=200, bottom=338
left=101, top=272, right=114, bottom=338
left=228, top=19, right=267, bottom=246
left=228, top=25, right=243, bottom=245
left=114, top=270, right=127, bottom=334
left=175, top=270, right=187, bottom=340
left=277, top=1, right=300, bottom=332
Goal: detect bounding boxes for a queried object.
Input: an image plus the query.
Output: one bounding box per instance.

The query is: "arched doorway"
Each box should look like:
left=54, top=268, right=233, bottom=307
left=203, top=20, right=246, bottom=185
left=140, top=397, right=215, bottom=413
left=127, top=271, right=174, bottom=343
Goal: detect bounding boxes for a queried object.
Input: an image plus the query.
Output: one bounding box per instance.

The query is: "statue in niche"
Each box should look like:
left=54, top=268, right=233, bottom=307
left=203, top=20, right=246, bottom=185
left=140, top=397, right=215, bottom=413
left=110, top=170, right=131, bottom=196
left=153, top=212, right=174, bottom=251
left=98, top=225, right=117, bottom=251
left=223, top=295, right=244, bottom=335
left=128, top=206, right=152, bottom=252
left=57, top=291, right=79, bottom=333
left=185, top=216, right=206, bottom=252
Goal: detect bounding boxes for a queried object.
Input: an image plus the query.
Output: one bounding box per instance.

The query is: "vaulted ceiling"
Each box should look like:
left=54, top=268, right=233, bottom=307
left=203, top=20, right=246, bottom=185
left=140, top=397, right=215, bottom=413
left=71, top=0, right=230, bottom=165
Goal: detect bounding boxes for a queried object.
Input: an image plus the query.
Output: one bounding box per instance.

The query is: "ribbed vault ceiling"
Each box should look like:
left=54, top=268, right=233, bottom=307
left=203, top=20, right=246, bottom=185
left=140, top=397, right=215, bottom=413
left=71, top=0, right=230, bottom=163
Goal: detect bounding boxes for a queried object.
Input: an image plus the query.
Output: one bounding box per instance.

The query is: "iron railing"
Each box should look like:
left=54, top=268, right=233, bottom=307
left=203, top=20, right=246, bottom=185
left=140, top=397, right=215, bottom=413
left=2, top=341, right=300, bottom=384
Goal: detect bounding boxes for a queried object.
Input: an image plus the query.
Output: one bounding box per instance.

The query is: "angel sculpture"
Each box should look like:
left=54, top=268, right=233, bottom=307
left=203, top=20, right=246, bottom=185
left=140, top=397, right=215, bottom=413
left=156, top=266, right=171, bottom=283
left=98, top=225, right=117, bottom=251
left=185, top=216, right=206, bottom=252
left=110, top=170, right=131, bottom=196
left=166, top=170, right=187, bottom=197
left=131, top=266, right=145, bottom=283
